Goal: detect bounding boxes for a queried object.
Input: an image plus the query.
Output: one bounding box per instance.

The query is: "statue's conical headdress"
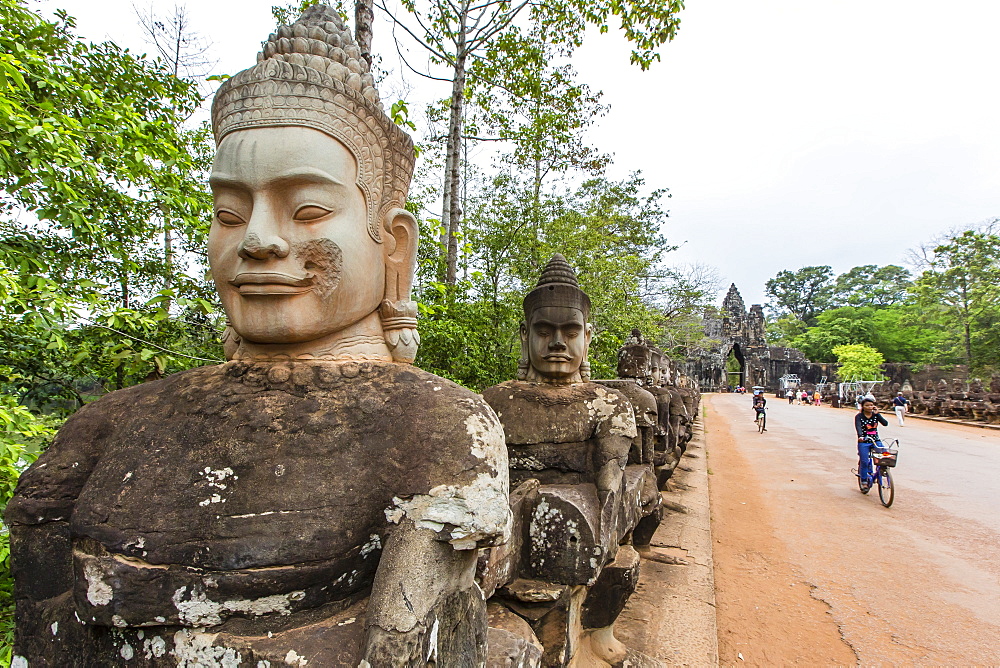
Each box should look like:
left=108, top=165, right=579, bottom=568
left=211, top=5, right=414, bottom=244
left=523, top=254, right=591, bottom=318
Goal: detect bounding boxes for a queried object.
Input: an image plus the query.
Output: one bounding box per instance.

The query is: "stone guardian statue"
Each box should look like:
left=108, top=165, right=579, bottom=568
left=6, top=7, right=510, bottom=666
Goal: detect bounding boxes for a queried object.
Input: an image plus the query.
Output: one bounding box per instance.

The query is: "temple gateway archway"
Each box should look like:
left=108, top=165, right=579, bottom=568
left=685, top=284, right=826, bottom=392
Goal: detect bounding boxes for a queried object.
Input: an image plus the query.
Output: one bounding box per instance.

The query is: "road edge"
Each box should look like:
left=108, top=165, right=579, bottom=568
left=616, top=410, right=719, bottom=666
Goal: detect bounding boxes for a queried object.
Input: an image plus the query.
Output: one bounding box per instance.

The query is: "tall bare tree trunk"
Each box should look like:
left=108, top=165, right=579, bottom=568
left=442, top=46, right=467, bottom=285
left=355, top=0, right=374, bottom=70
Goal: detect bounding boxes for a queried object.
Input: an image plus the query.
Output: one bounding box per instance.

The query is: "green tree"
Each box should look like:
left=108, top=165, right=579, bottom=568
left=833, top=343, right=885, bottom=381
left=1, top=2, right=222, bottom=653
left=414, top=171, right=674, bottom=388
left=765, top=265, right=834, bottom=325
left=833, top=264, right=911, bottom=308
left=913, top=230, right=1000, bottom=370
left=381, top=0, right=684, bottom=284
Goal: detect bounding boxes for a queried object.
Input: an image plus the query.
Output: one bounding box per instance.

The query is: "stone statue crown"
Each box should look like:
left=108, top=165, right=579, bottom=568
left=523, top=254, right=591, bottom=317
left=211, top=4, right=415, bottom=244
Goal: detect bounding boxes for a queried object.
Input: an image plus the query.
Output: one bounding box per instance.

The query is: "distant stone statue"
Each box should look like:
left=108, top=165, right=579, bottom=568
left=483, top=256, right=654, bottom=665
left=6, top=7, right=510, bottom=666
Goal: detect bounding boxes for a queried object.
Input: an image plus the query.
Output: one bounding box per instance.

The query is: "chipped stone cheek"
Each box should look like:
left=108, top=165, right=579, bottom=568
left=84, top=561, right=113, bottom=606
left=171, top=585, right=306, bottom=626
left=171, top=629, right=242, bottom=668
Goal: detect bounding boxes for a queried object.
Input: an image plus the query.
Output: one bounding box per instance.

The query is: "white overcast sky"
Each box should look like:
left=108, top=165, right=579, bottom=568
left=38, top=0, right=1000, bottom=307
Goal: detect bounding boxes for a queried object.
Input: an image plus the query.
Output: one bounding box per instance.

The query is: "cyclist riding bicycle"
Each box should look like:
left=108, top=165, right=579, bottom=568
left=856, top=396, right=888, bottom=491
left=752, top=393, right=767, bottom=430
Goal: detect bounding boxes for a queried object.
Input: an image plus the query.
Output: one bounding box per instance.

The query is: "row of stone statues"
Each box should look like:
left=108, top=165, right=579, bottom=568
left=5, top=7, right=700, bottom=666
left=870, top=379, right=1000, bottom=424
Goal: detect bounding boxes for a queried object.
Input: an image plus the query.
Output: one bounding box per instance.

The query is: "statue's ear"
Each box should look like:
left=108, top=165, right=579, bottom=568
left=384, top=208, right=417, bottom=302
left=584, top=322, right=593, bottom=346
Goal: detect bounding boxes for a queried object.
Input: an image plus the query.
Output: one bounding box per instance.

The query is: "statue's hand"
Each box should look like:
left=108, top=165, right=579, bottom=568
left=362, top=521, right=487, bottom=666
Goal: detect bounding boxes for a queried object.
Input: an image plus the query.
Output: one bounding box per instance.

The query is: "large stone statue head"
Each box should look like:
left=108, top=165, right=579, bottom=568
left=518, top=254, right=593, bottom=384
left=208, top=6, right=418, bottom=363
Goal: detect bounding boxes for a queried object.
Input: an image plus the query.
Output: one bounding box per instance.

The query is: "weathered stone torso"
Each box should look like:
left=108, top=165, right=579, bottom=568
left=481, top=381, right=634, bottom=486
left=7, top=361, right=508, bottom=657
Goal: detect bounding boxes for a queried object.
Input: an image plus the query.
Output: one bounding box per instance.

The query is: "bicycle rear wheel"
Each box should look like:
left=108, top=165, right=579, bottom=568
left=877, top=467, right=894, bottom=507
left=758, top=413, right=766, bottom=433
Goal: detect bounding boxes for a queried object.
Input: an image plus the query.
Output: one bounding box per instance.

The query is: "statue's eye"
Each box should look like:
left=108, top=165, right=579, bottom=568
left=216, top=209, right=245, bottom=226
left=294, top=205, right=332, bottom=222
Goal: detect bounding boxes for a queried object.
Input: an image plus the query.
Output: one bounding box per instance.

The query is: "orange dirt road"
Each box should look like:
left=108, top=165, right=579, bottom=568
left=706, top=393, right=1000, bottom=666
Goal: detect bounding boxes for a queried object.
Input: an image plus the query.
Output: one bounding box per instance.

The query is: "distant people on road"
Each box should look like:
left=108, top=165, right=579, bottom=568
left=813, top=390, right=821, bottom=406
left=801, top=390, right=810, bottom=405
left=786, top=389, right=794, bottom=404
left=892, top=392, right=909, bottom=426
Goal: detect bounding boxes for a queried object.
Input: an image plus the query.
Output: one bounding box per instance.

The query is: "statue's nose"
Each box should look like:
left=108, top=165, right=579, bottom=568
left=549, top=336, right=567, bottom=350
left=238, top=233, right=290, bottom=260
left=237, top=211, right=290, bottom=260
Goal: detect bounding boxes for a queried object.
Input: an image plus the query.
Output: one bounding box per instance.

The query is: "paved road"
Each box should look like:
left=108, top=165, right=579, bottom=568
left=708, top=393, right=1000, bottom=664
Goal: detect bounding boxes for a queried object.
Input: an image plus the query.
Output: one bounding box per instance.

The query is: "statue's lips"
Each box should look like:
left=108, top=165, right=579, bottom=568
left=231, top=272, right=313, bottom=296
left=542, top=354, right=573, bottom=362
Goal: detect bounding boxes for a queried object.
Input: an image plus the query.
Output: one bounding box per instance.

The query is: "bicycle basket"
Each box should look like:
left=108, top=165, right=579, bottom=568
left=872, top=450, right=898, bottom=468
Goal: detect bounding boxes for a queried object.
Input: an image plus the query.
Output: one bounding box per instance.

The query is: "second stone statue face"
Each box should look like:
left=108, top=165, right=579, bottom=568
left=208, top=127, right=383, bottom=345
left=523, top=305, right=591, bottom=382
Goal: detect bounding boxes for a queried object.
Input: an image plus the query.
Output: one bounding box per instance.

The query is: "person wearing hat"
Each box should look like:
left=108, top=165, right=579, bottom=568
left=892, top=391, right=910, bottom=426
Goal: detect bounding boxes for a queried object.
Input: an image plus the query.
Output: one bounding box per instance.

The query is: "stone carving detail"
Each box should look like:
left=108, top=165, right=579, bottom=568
left=481, top=256, right=664, bottom=666
left=6, top=7, right=510, bottom=666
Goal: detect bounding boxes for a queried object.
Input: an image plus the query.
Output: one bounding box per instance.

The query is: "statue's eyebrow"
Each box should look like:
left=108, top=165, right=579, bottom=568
left=209, top=168, right=347, bottom=191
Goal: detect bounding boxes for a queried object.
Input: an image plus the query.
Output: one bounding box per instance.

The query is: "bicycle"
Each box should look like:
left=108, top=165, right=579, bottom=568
left=754, top=407, right=766, bottom=433
left=854, top=437, right=899, bottom=507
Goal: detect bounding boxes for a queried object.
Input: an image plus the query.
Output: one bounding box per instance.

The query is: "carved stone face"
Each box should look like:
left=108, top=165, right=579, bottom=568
left=208, top=127, right=382, bottom=346
left=522, top=306, right=591, bottom=383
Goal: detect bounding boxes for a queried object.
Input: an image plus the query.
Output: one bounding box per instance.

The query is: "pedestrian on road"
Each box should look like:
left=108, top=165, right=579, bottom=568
left=813, top=390, right=821, bottom=406
left=786, top=389, right=794, bottom=404
left=801, top=390, right=810, bottom=406
left=892, top=392, right=909, bottom=426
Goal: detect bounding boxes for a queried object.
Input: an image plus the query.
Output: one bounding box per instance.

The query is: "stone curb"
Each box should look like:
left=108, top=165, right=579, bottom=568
left=616, top=415, right=719, bottom=667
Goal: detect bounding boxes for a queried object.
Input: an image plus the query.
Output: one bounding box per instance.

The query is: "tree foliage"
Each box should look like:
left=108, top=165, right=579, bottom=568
left=832, top=264, right=910, bottom=308
left=765, top=265, right=834, bottom=325
left=912, top=231, right=1000, bottom=369
left=1, top=1, right=222, bottom=652
left=833, top=343, right=885, bottom=381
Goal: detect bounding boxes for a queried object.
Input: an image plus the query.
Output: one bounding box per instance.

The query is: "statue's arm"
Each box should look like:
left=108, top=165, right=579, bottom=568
left=362, top=401, right=510, bottom=667
left=361, top=521, right=485, bottom=666
left=4, top=403, right=111, bottom=657
left=592, top=388, right=637, bottom=496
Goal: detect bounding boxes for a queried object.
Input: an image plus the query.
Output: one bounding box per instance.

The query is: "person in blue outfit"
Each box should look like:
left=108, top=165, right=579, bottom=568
left=855, top=396, right=888, bottom=490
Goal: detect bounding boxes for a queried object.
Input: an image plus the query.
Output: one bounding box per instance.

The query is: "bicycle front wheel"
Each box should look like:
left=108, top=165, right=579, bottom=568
left=878, top=467, right=894, bottom=507
left=758, top=413, right=766, bottom=433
